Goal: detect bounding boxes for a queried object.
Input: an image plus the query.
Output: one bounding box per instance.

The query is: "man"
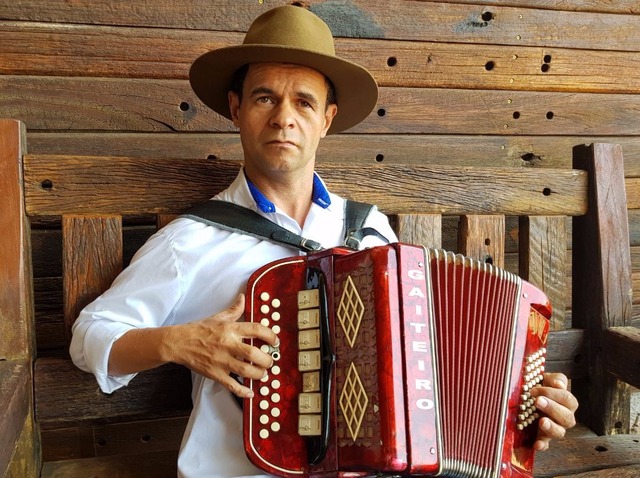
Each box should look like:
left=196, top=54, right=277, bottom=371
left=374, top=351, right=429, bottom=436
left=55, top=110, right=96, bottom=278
left=70, top=5, right=577, bottom=478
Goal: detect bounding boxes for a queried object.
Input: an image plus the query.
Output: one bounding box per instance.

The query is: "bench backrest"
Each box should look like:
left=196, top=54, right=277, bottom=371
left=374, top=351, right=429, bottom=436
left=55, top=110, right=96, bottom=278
left=1, top=118, right=638, bottom=476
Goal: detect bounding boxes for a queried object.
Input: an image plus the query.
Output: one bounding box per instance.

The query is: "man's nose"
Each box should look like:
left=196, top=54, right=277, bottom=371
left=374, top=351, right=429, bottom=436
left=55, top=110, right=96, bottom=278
left=270, top=101, right=295, bottom=129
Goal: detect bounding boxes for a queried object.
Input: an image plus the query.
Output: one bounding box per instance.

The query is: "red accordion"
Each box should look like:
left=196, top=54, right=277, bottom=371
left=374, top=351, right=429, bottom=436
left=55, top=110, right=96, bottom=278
left=243, top=243, right=551, bottom=477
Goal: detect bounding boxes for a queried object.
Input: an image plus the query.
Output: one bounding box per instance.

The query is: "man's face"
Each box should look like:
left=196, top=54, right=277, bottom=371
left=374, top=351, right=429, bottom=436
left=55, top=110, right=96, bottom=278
left=228, top=63, right=337, bottom=183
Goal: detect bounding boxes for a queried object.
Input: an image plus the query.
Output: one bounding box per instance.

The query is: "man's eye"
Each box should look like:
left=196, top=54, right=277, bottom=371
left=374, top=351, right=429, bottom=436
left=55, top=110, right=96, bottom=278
left=257, top=97, right=272, bottom=104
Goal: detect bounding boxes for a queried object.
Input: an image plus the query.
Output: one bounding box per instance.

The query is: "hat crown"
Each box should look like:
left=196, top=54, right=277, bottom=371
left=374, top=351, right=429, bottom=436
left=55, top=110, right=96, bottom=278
left=243, top=6, right=336, bottom=56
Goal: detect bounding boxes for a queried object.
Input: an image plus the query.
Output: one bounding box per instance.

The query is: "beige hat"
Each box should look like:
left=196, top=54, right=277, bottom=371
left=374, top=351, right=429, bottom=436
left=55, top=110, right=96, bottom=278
left=189, top=5, right=378, bottom=134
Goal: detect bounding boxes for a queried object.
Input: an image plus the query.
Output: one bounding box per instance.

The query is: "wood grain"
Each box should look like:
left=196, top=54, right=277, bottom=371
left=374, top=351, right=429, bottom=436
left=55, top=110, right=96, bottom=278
left=519, top=216, right=568, bottom=330
left=5, top=77, right=640, bottom=135
left=2, top=21, right=640, bottom=93
left=572, top=143, right=633, bottom=435
left=23, top=157, right=588, bottom=216
left=0, top=1, right=637, bottom=50
left=23, top=133, right=640, bottom=177
left=62, top=216, right=123, bottom=343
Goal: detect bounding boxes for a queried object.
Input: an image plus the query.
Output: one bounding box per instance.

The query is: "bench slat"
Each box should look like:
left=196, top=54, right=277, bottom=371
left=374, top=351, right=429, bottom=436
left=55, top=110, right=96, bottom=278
left=25, top=132, right=640, bottom=176
left=5, top=77, right=640, bottom=135
left=2, top=21, right=640, bottom=94
left=519, top=216, right=568, bottom=330
left=457, top=214, right=505, bottom=268
left=393, top=213, right=442, bottom=249
left=62, top=215, right=123, bottom=341
left=23, top=157, right=588, bottom=217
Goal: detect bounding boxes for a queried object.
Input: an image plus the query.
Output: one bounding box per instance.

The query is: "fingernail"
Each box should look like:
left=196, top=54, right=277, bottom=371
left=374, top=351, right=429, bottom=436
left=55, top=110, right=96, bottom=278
left=537, top=396, right=549, bottom=409
left=246, top=390, right=254, bottom=398
left=541, top=418, right=551, bottom=430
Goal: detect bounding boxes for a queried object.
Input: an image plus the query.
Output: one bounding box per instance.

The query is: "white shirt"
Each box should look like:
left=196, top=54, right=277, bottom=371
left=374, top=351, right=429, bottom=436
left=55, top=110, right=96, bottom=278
left=70, top=169, right=397, bottom=478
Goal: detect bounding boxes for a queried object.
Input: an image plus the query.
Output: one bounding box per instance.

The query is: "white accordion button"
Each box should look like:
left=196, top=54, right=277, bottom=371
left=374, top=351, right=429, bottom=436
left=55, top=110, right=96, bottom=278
left=272, top=298, right=281, bottom=308
left=260, top=292, right=270, bottom=301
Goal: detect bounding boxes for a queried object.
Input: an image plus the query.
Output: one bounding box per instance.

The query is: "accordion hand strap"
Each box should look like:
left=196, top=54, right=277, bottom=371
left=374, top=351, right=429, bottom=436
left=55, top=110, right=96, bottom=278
left=181, top=199, right=390, bottom=252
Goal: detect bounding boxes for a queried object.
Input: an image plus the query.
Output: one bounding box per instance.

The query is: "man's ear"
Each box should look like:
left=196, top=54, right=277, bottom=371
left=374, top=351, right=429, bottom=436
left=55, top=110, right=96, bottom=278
left=229, top=91, right=241, bottom=127
left=321, top=104, right=338, bottom=138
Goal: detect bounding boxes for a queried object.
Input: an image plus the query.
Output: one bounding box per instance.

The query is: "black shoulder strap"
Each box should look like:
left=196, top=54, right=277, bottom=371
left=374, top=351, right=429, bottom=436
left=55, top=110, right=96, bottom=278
left=182, top=199, right=390, bottom=252
left=343, top=199, right=391, bottom=249
left=182, top=200, right=322, bottom=253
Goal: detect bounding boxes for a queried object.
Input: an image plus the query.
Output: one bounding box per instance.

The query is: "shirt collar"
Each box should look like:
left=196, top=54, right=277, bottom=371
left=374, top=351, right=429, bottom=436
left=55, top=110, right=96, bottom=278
left=245, top=172, right=332, bottom=213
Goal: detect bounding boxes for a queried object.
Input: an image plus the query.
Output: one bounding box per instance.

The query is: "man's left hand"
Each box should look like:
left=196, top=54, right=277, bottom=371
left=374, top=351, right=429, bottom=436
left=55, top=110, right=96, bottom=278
left=530, top=372, right=579, bottom=451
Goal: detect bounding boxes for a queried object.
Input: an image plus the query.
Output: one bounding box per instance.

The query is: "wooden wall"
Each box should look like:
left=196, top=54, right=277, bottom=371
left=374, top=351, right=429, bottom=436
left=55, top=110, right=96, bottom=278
left=1, top=0, right=639, bottom=469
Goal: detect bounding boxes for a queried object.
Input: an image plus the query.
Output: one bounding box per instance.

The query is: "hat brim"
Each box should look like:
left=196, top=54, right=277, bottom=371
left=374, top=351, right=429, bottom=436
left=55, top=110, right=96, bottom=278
left=189, top=45, right=378, bottom=134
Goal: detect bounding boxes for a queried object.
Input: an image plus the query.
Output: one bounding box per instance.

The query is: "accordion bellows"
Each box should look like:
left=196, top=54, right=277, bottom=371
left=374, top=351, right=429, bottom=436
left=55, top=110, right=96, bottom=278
left=243, top=243, right=550, bottom=478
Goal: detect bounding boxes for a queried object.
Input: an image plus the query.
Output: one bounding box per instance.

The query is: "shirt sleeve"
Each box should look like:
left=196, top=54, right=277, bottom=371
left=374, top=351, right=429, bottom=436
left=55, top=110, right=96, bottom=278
left=69, top=229, right=183, bottom=394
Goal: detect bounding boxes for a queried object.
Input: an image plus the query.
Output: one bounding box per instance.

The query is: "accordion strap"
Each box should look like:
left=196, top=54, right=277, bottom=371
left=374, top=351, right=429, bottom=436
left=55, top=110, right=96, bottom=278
left=182, top=199, right=389, bottom=252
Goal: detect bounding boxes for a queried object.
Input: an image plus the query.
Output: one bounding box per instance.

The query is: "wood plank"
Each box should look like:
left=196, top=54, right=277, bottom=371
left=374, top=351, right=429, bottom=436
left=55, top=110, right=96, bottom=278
left=23, top=133, right=640, bottom=177
left=6, top=77, right=640, bottom=135
left=35, top=358, right=192, bottom=425
left=0, top=360, right=32, bottom=475
left=62, top=216, right=123, bottom=343
left=605, top=326, right=640, bottom=390
left=40, top=449, right=178, bottom=478
left=23, top=157, right=588, bottom=216
left=4, top=407, right=41, bottom=478
left=415, top=0, right=640, bottom=14
left=572, top=143, right=633, bottom=435
left=0, top=1, right=637, bottom=50
left=41, top=417, right=187, bottom=461
left=519, top=216, right=568, bottom=330
left=393, top=213, right=442, bottom=248
left=3, top=21, right=640, bottom=94
left=533, top=433, right=640, bottom=477
left=0, top=119, right=34, bottom=360
left=457, top=215, right=505, bottom=267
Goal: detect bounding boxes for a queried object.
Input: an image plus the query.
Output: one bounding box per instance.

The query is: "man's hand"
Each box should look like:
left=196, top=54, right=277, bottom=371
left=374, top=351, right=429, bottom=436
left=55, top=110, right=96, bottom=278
left=530, top=372, right=579, bottom=451
left=165, top=294, right=279, bottom=398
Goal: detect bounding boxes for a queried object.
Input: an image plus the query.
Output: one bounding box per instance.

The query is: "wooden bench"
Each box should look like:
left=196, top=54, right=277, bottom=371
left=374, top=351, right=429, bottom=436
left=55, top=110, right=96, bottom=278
left=1, top=117, right=639, bottom=477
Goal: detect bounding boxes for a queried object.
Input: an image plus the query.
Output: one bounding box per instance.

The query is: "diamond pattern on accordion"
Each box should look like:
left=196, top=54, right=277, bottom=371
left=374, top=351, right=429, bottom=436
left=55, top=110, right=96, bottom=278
left=335, top=261, right=380, bottom=447
left=339, top=362, right=369, bottom=441
left=337, top=275, right=365, bottom=347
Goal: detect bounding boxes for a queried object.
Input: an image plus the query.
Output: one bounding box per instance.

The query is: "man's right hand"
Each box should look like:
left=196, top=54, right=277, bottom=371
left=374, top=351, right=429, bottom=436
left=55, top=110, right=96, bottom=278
left=166, top=293, right=278, bottom=397
left=108, top=294, right=279, bottom=398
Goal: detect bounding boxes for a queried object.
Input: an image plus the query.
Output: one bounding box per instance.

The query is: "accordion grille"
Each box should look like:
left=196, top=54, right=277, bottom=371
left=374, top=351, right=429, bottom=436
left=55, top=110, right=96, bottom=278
left=429, top=249, right=521, bottom=477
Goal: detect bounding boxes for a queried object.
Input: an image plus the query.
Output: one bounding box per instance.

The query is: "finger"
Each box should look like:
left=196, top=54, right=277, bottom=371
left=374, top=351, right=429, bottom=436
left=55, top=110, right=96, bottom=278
left=535, top=394, right=577, bottom=430
left=215, top=294, right=246, bottom=323
left=531, top=386, right=579, bottom=416
left=542, top=372, right=569, bottom=390
left=212, top=369, right=255, bottom=398
left=237, top=321, right=279, bottom=346
left=234, top=341, right=274, bottom=370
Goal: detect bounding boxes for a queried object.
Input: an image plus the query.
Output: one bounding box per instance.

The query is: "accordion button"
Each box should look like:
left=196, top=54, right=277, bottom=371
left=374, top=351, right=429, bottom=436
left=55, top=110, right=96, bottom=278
left=272, top=299, right=281, bottom=308
left=260, top=386, right=269, bottom=396
left=259, top=429, right=269, bottom=439
left=272, top=312, right=281, bottom=321
left=271, top=365, right=281, bottom=375
left=271, top=422, right=281, bottom=432
left=260, top=304, right=270, bottom=314
left=260, top=292, right=270, bottom=301
left=260, top=414, right=269, bottom=424
left=271, top=408, right=281, bottom=418
left=259, top=400, right=269, bottom=410
left=272, top=393, right=281, bottom=403
left=272, top=380, right=281, bottom=389
left=260, top=318, right=269, bottom=327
